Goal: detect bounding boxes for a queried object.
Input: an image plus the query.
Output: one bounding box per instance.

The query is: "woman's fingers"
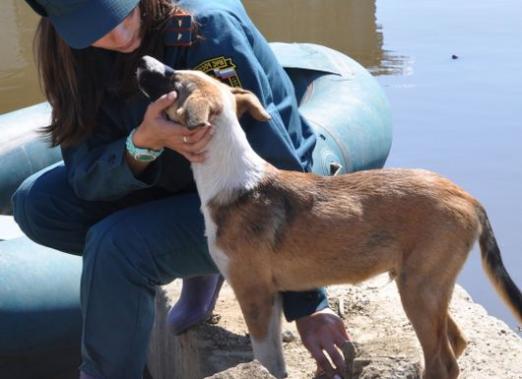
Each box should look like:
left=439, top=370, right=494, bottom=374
left=308, top=337, right=347, bottom=379
left=324, top=341, right=347, bottom=377
left=162, top=124, right=214, bottom=162
left=296, top=308, right=351, bottom=379
left=135, top=92, right=179, bottom=150
left=142, top=91, right=215, bottom=161
left=308, top=345, right=336, bottom=378
left=148, top=91, right=177, bottom=116
left=161, top=121, right=209, bottom=140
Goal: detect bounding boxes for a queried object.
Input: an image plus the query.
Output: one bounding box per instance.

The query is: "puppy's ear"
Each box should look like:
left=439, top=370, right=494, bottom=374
left=231, top=87, right=271, bottom=121
left=178, top=95, right=215, bottom=130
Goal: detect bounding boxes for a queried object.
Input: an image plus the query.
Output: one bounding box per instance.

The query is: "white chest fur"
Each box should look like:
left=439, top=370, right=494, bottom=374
left=191, top=91, right=267, bottom=273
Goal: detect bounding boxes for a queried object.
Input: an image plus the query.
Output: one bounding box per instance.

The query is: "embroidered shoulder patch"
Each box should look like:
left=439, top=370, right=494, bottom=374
left=194, top=56, right=242, bottom=88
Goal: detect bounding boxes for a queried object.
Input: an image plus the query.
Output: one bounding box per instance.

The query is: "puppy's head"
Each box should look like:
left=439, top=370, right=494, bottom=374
left=137, top=56, right=271, bottom=130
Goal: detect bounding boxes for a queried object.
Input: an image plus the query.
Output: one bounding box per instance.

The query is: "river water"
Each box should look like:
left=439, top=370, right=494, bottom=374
left=0, top=0, right=520, bottom=329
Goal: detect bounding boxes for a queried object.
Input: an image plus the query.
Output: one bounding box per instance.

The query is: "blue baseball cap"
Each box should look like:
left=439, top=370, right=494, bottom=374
left=25, top=0, right=140, bottom=49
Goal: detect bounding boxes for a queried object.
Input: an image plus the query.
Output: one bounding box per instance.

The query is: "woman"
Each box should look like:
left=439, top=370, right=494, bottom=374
left=15, top=0, right=350, bottom=378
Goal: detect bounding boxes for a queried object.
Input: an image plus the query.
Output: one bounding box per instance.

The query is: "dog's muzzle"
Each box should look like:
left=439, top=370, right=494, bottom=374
left=137, top=56, right=176, bottom=101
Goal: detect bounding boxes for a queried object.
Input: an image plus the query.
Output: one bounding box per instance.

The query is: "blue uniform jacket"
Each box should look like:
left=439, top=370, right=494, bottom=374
left=61, top=0, right=327, bottom=321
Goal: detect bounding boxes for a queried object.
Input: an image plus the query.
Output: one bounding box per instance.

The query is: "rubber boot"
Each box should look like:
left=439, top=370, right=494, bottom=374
left=167, top=274, right=224, bottom=335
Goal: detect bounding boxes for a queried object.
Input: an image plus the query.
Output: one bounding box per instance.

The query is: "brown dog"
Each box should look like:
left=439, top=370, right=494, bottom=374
left=137, top=56, right=522, bottom=379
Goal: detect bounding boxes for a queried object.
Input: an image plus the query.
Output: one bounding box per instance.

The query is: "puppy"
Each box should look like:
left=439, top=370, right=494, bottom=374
left=137, top=56, right=522, bottom=379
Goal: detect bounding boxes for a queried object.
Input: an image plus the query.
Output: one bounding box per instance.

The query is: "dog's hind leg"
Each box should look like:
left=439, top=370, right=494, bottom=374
left=447, top=314, right=467, bottom=358
left=396, top=272, right=460, bottom=379
left=229, top=277, right=286, bottom=378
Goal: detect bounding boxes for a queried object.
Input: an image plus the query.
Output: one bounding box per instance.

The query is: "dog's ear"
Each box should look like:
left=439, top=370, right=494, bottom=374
left=230, top=87, right=271, bottom=121
left=177, top=95, right=214, bottom=130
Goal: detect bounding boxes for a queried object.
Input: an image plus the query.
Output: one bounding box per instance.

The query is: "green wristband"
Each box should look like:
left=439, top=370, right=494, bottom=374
left=125, top=129, right=164, bottom=162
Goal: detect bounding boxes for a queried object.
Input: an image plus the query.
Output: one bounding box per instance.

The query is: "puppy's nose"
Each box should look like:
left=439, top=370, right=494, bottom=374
left=164, top=65, right=175, bottom=79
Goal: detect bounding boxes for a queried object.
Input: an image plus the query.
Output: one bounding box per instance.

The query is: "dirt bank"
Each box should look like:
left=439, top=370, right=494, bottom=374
left=148, top=276, right=521, bottom=378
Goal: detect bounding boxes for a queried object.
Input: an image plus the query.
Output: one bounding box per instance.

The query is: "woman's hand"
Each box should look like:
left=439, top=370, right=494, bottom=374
left=133, top=91, right=214, bottom=163
left=296, top=308, right=351, bottom=379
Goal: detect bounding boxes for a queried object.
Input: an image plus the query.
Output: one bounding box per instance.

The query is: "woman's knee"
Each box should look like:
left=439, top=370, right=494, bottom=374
left=12, top=168, right=56, bottom=245
left=11, top=164, right=93, bottom=253
left=83, top=198, right=217, bottom=287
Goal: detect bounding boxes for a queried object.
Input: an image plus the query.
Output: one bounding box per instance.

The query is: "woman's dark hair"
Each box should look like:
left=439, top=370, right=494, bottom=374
left=35, top=0, right=190, bottom=147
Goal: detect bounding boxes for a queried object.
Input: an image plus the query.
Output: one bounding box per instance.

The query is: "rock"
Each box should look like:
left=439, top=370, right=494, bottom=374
left=204, top=360, right=276, bottom=379
left=147, top=275, right=522, bottom=379
left=282, top=330, right=296, bottom=343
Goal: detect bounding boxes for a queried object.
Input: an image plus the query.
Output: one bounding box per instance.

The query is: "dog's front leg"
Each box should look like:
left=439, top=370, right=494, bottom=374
left=231, top=281, right=286, bottom=378
left=251, top=293, right=285, bottom=378
left=206, top=231, right=286, bottom=377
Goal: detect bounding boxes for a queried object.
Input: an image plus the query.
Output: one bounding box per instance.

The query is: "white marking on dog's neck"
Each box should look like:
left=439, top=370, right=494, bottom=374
left=191, top=87, right=267, bottom=206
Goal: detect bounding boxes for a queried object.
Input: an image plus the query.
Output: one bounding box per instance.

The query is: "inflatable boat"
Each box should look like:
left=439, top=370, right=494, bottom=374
left=0, top=43, right=392, bottom=378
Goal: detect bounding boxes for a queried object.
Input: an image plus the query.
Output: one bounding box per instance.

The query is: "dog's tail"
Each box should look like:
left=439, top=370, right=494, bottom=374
left=477, top=204, right=522, bottom=324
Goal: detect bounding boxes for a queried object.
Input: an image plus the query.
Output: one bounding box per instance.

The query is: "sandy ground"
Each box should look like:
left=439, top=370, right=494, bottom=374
left=148, top=276, right=522, bottom=379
